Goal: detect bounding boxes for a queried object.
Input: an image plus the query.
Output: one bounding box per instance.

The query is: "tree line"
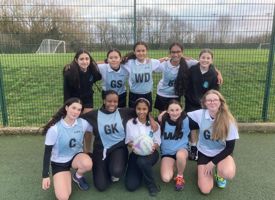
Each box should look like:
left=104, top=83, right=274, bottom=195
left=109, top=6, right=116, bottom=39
left=0, top=0, right=271, bottom=53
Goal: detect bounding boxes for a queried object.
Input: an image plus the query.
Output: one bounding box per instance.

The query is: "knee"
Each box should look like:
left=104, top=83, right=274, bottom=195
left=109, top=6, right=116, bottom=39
left=198, top=184, right=212, bottom=195
left=94, top=182, right=108, bottom=192
left=161, top=174, right=172, bottom=183
left=56, top=193, right=70, bottom=200
left=94, top=177, right=109, bottom=192
left=136, top=157, right=148, bottom=168
left=218, top=165, right=236, bottom=180
left=198, top=181, right=213, bottom=195
left=110, top=165, right=124, bottom=177
left=176, top=149, right=187, bottom=158
left=219, top=168, right=235, bottom=180
left=83, top=159, right=93, bottom=171
left=125, top=181, right=139, bottom=192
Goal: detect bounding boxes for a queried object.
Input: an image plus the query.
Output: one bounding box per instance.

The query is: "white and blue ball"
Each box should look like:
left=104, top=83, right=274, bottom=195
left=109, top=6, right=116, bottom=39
left=133, top=134, right=154, bottom=156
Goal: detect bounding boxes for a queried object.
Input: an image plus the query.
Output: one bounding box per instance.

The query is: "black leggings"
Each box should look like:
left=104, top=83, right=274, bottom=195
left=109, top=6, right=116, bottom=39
left=125, top=151, right=159, bottom=191
left=92, top=146, right=128, bottom=191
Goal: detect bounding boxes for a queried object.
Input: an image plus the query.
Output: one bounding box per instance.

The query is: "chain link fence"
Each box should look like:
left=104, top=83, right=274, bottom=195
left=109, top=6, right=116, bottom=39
left=0, top=0, right=275, bottom=126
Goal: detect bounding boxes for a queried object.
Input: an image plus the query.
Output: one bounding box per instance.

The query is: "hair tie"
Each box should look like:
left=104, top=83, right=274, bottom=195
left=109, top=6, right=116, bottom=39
left=135, top=98, right=150, bottom=106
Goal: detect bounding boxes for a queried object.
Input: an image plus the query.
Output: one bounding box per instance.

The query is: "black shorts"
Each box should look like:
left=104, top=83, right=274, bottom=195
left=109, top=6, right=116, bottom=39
left=51, top=160, right=73, bottom=176
left=154, top=94, right=180, bottom=112
left=128, top=91, right=152, bottom=111
left=197, top=151, right=214, bottom=165
left=184, top=98, right=201, bottom=112
left=82, top=99, right=93, bottom=109
left=102, top=91, right=127, bottom=108
left=161, top=154, right=177, bottom=160
left=51, top=152, right=92, bottom=176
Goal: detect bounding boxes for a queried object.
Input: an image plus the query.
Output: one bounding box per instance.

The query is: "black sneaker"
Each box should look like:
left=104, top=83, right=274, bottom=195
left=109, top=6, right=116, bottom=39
left=148, top=184, right=161, bottom=197
left=72, top=172, right=89, bottom=191
left=188, top=146, right=198, bottom=161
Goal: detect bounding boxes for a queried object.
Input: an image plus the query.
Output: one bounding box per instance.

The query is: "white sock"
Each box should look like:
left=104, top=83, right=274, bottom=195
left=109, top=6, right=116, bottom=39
left=75, top=172, right=82, bottom=178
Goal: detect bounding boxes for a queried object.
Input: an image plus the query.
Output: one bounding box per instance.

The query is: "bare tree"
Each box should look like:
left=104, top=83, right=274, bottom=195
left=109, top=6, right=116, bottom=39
left=0, top=0, right=91, bottom=52
left=167, top=18, right=193, bottom=44
left=216, top=15, right=232, bottom=43
left=95, top=20, right=113, bottom=49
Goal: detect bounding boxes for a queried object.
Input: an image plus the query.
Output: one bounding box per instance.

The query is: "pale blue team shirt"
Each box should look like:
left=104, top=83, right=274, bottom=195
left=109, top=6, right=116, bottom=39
left=187, top=109, right=239, bottom=157
left=125, top=118, right=161, bottom=146
left=45, top=118, right=93, bottom=163
left=97, top=109, right=126, bottom=159
left=123, top=59, right=161, bottom=94
left=160, top=117, right=190, bottom=155
left=98, top=63, right=128, bottom=95
left=156, top=59, right=198, bottom=98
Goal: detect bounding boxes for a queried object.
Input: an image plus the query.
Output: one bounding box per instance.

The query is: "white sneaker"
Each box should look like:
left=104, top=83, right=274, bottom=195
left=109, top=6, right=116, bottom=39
left=111, top=176, right=120, bottom=182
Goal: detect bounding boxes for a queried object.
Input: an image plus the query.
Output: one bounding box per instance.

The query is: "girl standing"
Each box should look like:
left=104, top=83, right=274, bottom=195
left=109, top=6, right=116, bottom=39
left=124, top=98, right=161, bottom=197
left=122, top=41, right=162, bottom=111
left=159, top=100, right=190, bottom=191
left=63, top=49, right=101, bottom=153
left=188, top=90, right=239, bottom=194
left=98, top=49, right=128, bottom=107
left=41, top=98, right=93, bottom=200
left=155, top=42, right=197, bottom=113
left=184, top=49, right=220, bottom=161
left=63, top=48, right=101, bottom=111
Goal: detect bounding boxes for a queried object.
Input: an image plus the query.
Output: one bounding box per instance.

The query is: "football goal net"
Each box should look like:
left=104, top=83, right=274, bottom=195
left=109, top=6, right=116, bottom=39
left=257, top=43, right=270, bottom=50
left=36, top=39, right=66, bottom=53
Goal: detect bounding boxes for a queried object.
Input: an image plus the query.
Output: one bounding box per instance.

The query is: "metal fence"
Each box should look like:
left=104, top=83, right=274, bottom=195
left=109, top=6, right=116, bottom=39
left=0, top=0, right=275, bottom=127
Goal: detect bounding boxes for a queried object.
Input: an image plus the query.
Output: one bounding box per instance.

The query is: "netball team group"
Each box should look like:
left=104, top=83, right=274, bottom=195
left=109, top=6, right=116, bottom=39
left=41, top=41, right=239, bottom=199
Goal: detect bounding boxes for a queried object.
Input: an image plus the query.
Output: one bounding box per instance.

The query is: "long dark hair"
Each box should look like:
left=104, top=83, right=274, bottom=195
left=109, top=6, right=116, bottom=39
left=42, top=98, right=83, bottom=135
left=121, top=41, right=148, bottom=64
left=133, top=98, right=150, bottom=126
left=171, top=43, right=189, bottom=97
left=63, top=48, right=101, bottom=89
left=160, top=100, right=187, bottom=138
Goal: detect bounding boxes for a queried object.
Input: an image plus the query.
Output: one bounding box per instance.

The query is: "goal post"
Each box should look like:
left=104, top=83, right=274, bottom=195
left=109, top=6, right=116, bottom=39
left=257, top=43, right=270, bottom=50
left=36, top=39, right=66, bottom=53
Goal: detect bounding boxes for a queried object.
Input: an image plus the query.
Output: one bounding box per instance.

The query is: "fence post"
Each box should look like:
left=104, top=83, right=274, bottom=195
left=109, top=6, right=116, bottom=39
left=133, top=0, right=137, bottom=44
left=262, top=5, right=275, bottom=121
left=0, top=61, right=8, bottom=126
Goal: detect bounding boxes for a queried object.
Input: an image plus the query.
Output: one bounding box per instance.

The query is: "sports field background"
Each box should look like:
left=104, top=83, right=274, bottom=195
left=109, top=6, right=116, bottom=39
left=1, top=48, right=275, bottom=127
left=0, top=132, right=274, bottom=200
left=1, top=1, right=275, bottom=127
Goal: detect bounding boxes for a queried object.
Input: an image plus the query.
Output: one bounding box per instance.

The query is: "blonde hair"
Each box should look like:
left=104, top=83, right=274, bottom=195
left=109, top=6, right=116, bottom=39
left=201, top=90, right=237, bottom=140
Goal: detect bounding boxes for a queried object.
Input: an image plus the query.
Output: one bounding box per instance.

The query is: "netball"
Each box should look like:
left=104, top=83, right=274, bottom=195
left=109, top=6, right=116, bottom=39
left=133, top=134, right=154, bottom=156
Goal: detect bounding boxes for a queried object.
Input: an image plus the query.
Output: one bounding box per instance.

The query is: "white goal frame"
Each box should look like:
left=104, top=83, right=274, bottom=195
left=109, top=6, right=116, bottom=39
left=36, top=39, right=66, bottom=53
left=257, top=43, right=270, bottom=50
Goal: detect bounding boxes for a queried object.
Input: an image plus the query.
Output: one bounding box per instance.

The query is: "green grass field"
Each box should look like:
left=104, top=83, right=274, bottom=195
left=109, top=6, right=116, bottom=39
left=1, top=49, right=275, bottom=127
left=0, top=133, right=274, bottom=200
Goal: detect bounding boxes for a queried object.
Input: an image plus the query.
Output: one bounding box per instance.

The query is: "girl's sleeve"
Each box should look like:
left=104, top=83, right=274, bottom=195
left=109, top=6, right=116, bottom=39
left=187, top=110, right=202, bottom=125
left=125, top=120, right=133, bottom=144
left=186, top=59, right=198, bottom=68
left=152, top=60, right=164, bottom=72
left=45, top=126, right=58, bottom=146
left=152, top=124, right=161, bottom=145
left=188, top=116, right=199, bottom=130
left=211, top=140, right=236, bottom=165
left=63, top=74, right=71, bottom=102
left=151, top=59, right=161, bottom=71
left=81, top=118, right=93, bottom=133
left=42, top=145, right=53, bottom=178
